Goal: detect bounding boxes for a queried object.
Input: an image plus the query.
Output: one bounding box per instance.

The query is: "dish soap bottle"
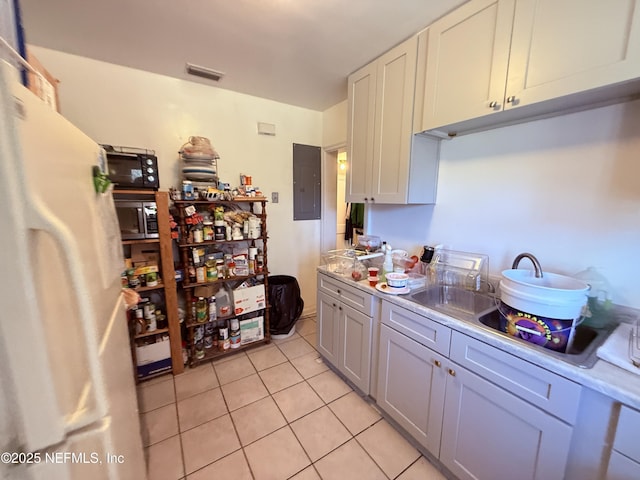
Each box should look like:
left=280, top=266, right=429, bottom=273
left=381, top=242, right=393, bottom=283
left=574, top=267, right=613, bottom=328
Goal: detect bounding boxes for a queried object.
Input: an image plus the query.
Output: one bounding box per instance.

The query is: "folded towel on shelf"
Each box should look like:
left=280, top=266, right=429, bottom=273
left=596, top=323, right=640, bottom=374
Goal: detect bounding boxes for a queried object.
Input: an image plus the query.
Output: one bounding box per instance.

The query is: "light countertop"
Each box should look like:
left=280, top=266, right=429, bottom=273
left=318, top=267, right=640, bottom=410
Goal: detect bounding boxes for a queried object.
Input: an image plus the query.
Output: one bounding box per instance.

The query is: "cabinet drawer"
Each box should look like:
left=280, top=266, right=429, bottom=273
left=613, top=405, right=640, bottom=462
left=381, top=301, right=451, bottom=356
left=450, top=331, right=582, bottom=423
left=317, top=273, right=377, bottom=316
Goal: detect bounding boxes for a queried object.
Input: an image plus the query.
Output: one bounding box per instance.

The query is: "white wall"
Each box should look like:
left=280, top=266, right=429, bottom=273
left=322, top=100, right=347, bottom=148
left=368, top=100, right=640, bottom=309
left=31, top=46, right=323, bottom=316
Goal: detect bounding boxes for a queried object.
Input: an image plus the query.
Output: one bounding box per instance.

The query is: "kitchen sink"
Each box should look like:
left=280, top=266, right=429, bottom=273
left=410, top=285, right=497, bottom=322
left=476, top=309, right=615, bottom=368
left=408, top=285, right=615, bottom=368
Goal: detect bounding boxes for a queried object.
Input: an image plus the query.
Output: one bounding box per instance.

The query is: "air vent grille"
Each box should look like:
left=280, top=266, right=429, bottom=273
left=185, top=63, right=225, bottom=82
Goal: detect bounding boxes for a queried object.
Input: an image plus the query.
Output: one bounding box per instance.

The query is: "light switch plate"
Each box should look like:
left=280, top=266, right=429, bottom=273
left=271, top=192, right=279, bottom=203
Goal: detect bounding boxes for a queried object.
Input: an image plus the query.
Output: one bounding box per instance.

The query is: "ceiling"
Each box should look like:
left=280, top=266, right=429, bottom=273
left=19, top=0, right=468, bottom=111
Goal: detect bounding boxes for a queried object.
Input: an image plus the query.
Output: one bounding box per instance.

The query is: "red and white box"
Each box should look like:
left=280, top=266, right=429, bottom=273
left=234, top=284, right=266, bottom=315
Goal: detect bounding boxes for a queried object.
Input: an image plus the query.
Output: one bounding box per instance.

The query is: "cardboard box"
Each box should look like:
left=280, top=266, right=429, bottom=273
left=240, top=316, right=264, bottom=345
left=136, top=338, right=170, bottom=366
left=135, top=338, right=171, bottom=378
left=234, top=284, right=266, bottom=315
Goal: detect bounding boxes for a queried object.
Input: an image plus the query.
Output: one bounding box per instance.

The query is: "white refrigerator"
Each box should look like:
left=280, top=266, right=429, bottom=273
left=0, top=61, right=147, bottom=479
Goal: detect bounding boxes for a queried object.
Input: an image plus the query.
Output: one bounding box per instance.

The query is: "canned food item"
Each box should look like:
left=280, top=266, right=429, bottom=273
left=143, top=302, right=155, bottom=319
left=193, top=226, right=204, bottom=243
left=146, top=271, right=158, bottom=287
left=229, top=318, right=241, bottom=349
left=194, top=325, right=204, bottom=342
left=219, top=327, right=230, bottom=351
left=195, top=341, right=205, bottom=359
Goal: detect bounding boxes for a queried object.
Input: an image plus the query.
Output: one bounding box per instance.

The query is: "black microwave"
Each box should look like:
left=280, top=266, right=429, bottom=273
left=103, top=145, right=159, bottom=190
left=115, top=200, right=159, bottom=240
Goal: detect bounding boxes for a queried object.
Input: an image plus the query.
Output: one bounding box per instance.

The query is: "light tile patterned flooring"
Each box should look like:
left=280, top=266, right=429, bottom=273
left=137, top=316, right=448, bottom=480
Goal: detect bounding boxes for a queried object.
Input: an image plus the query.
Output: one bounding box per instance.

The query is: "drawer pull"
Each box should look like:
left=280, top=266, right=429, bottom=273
left=434, top=360, right=441, bottom=367
left=448, top=368, right=456, bottom=377
left=337, top=289, right=341, bottom=294
left=506, top=95, right=517, bottom=104
left=339, top=306, right=342, bottom=311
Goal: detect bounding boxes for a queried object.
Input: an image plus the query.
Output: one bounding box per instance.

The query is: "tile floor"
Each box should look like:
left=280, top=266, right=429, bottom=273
left=137, top=316, right=448, bottom=480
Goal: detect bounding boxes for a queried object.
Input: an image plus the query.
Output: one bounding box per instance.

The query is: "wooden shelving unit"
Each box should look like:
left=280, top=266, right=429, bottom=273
left=174, top=197, right=271, bottom=367
left=115, top=189, right=184, bottom=380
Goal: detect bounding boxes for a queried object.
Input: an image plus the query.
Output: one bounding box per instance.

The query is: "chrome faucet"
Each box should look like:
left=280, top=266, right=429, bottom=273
left=511, top=253, right=543, bottom=278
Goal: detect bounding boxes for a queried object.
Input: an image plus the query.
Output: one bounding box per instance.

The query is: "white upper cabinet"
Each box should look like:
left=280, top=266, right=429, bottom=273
left=420, top=0, right=640, bottom=136
left=347, top=36, right=440, bottom=205
left=347, top=63, right=377, bottom=203
left=421, top=0, right=515, bottom=131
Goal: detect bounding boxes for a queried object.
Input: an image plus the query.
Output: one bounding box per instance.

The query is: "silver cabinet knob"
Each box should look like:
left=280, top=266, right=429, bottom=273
left=488, top=101, right=499, bottom=109
left=434, top=360, right=441, bottom=368
left=506, top=96, right=516, bottom=103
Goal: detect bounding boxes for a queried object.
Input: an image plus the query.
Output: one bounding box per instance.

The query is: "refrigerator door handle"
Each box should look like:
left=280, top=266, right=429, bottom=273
left=27, top=196, right=109, bottom=429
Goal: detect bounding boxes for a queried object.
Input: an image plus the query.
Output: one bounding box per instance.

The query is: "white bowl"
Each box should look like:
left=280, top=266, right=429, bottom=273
left=386, top=272, right=409, bottom=289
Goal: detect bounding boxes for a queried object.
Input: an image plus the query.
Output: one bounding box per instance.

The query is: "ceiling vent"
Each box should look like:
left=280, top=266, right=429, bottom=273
left=185, top=63, right=225, bottom=82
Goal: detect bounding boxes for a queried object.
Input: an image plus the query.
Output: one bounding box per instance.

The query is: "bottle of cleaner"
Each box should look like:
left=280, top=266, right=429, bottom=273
left=382, top=242, right=393, bottom=283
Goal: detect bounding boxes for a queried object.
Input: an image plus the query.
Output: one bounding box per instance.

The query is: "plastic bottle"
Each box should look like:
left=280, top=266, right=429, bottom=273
left=208, top=296, right=217, bottom=323
left=382, top=242, right=393, bottom=283
left=216, top=284, right=233, bottom=318
left=574, top=267, right=613, bottom=328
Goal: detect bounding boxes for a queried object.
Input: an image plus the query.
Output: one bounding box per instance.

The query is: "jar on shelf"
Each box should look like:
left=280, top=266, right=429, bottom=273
left=196, top=266, right=206, bottom=283
left=193, top=225, right=204, bottom=243
left=216, top=259, right=226, bottom=279
left=203, top=221, right=214, bottom=241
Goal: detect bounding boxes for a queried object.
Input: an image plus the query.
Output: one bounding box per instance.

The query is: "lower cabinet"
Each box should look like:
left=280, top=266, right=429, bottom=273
left=377, top=300, right=577, bottom=480
left=377, top=323, right=447, bottom=454
left=440, top=362, right=573, bottom=480
left=317, top=286, right=376, bottom=395
left=606, top=405, right=640, bottom=479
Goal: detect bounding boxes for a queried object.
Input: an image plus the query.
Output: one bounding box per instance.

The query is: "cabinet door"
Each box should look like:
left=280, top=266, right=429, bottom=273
left=346, top=62, right=377, bottom=203
left=422, top=0, right=515, bottom=132
left=370, top=37, right=418, bottom=204
left=607, top=450, right=640, bottom=480
left=377, top=324, right=447, bottom=455
left=506, top=0, right=640, bottom=109
left=339, top=303, right=372, bottom=394
left=317, top=291, right=340, bottom=367
left=440, top=364, right=572, bottom=480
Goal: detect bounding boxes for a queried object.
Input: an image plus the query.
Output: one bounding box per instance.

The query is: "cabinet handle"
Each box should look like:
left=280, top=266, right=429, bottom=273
left=332, top=303, right=337, bottom=307
left=448, top=368, right=456, bottom=377
left=337, top=289, right=341, bottom=294
left=434, top=360, right=441, bottom=367
left=370, top=197, right=374, bottom=202
left=488, top=100, right=497, bottom=108
left=364, top=198, right=368, bottom=202
left=506, top=95, right=516, bottom=104
left=339, top=306, right=342, bottom=311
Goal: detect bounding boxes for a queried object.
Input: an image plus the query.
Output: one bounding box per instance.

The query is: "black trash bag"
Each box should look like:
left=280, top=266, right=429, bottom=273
left=268, top=275, right=304, bottom=335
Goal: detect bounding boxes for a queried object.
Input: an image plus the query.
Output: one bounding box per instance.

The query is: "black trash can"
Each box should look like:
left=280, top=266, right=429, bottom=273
left=268, top=275, right=304, bottom=337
